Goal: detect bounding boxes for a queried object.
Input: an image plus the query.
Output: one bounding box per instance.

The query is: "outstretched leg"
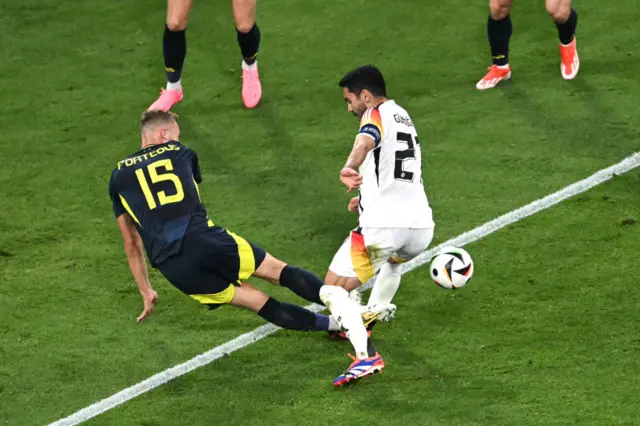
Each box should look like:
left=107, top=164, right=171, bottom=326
left=230, top=284, right=336, bottom=331
left=253, top=253, right=326, bottom=306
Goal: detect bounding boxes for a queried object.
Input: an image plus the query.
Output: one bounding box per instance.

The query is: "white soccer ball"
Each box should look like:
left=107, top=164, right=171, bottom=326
left=429, top=246, right=474, bottom=289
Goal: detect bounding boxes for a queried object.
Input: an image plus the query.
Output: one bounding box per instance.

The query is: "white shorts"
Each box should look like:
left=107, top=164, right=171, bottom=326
left=329, top=227, right=434, bottom=283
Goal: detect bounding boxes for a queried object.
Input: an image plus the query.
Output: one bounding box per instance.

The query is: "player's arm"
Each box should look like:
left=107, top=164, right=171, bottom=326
left=344, top=134, right=376, bottom=170
left=340, top=134, right=376, bottom=191
left=340, top=108, right=382, bottom=191
left=116, top=214, right=158, bottom=322
left=348, top=196, right=359, bottom=213
left=190, top=148, right=203, bottom=184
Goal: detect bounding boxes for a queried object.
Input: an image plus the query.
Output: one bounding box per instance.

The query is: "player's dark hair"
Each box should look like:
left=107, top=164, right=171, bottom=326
left=140, top=110, right=179, bottom=131
left=339, top=65, right=387, bottom=98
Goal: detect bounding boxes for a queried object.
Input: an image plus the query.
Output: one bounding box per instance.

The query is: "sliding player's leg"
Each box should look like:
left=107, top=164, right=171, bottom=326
left=230, top=283, right=336, bottom=331
left=220, top=230, right=340, bottom=330
left=155, top=234, right=338, bottom=332
left=251, top=252, right=327, bottom=306
left=218, top=227, right=325, bottom=306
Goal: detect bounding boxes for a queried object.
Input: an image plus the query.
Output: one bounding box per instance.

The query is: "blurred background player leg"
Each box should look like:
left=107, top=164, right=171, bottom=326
left=547, top=0, right=579, bottom=80
left=148, top=0, right=191, bottom=111
left=476, top=0, right=513, bottom=90
left=233, top=0, right=262, bottom=108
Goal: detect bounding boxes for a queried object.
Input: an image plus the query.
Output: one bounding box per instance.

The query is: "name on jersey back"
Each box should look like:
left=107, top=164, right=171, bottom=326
left=393, top=113, right=414, bottom=128
left=117, top=143, right=181, bottom=170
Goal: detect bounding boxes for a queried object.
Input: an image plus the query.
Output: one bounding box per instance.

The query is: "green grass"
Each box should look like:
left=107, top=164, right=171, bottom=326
left=0, top=0, right=639, bottom=424
left=88, top=171, right=640, bottom=426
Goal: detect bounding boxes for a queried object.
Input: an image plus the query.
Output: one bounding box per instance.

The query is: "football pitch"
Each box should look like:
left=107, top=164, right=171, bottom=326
left=2, top=0, right=639, bottom=425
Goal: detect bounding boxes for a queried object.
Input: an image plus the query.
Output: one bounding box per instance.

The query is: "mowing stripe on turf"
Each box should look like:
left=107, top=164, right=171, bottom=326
left=48, top=152, right=640, bottom=426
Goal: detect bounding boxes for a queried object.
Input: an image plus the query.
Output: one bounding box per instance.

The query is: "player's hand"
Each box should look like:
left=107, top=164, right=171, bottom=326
left=137, top=289, right=158, bottom=322
left=348, top=197, right=359, bottom=213
left=340, top=167, right=362, bottom=192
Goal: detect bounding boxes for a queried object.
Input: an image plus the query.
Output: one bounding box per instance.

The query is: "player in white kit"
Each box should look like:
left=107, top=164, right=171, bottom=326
left=319, top=65, right=435, bottom=387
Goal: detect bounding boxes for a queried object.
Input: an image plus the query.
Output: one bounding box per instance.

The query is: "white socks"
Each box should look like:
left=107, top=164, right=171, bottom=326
left=367, top=262, right=402, bottom=308
left=166, top=79, right=182, bottom=91
left=328, top=315, right=341, bottom=331
left=320, top=285, right=369, bottom=359
left=242, top=60, right=258, bottom=71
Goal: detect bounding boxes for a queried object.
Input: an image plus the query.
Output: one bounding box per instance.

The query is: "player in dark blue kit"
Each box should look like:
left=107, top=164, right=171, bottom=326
left=109, top=110, right=339, bottom=333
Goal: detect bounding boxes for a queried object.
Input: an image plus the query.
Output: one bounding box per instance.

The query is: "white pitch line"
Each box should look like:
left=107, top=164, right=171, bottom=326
left=48, top=152, right=640, bottom=426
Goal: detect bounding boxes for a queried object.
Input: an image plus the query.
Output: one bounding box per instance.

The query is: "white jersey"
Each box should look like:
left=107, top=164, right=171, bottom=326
left=355, top=100, right=434, bottom=229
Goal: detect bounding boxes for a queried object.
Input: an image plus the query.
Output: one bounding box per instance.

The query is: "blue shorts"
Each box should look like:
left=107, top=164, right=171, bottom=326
left=156, top=225, right=266, bottom=308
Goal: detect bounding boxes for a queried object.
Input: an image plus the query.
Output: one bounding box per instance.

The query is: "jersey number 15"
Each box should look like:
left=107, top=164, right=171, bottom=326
left=135, top=159, right=185, bottom=210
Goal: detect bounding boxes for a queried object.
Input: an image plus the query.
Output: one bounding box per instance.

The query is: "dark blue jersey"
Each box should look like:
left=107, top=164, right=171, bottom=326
left=108, top=141, right=211, bottom=266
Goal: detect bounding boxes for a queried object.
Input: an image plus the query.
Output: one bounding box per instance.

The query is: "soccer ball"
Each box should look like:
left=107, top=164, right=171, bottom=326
left=429, top=246, right=474, bottom=289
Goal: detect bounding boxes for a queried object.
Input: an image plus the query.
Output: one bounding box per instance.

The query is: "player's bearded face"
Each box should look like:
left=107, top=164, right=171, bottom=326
left=343, top=88, right=367, bottom=118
